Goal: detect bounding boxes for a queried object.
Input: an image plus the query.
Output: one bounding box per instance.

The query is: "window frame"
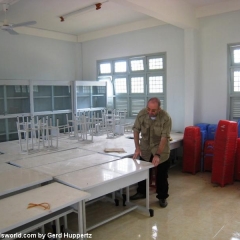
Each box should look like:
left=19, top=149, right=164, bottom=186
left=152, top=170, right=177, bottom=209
left=228, top=44, right=240, bottom=120
left=113, top=58, right=128, bottom=75
left=98, top=61, right=113, bottom=76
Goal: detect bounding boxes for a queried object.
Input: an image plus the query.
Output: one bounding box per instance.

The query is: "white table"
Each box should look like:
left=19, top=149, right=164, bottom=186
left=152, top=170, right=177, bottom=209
left=0, top=168, right=52, bottom=197
left=0, top=163, right=18, bottom=173
left=169, top=132, right=184, bottom=150
left=0, top=182, right=90, bottom=238
left=9, top=148, right=95, bottom=168
left=30, top=153, right=120, bottom=177
left=77, top=132, right=183, bottom=158
left=54, top=158, right=154, bottom=232
left=0, top=138, right=81, bottom=163
left=77, top=135, right=136, bottom=158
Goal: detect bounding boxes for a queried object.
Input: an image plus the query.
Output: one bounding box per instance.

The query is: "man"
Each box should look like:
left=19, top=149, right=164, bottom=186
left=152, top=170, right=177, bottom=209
left=130, top=97, right=172, bottom=208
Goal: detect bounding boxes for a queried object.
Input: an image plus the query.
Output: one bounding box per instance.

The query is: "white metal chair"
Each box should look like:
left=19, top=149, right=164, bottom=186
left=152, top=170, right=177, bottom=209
left=16, top=116, right=40, bottom=153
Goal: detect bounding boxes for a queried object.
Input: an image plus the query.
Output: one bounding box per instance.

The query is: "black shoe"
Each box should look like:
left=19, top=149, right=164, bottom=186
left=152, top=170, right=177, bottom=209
left=130, top=192, right=146, bottom=200
left=159, top=199, right=168, bottom=208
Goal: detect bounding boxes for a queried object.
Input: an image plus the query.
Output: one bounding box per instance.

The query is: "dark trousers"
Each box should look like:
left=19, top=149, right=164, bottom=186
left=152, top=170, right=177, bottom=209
left=137, top=155, right=171, bottom=199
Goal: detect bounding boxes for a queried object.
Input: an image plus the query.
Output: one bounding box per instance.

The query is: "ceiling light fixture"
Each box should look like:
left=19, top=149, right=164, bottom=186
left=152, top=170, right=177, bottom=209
left=0, top=0, right=19, bottom=11
left=59, top=3, right=102, bottom=22
left=0, top=0, right=19, bottom=6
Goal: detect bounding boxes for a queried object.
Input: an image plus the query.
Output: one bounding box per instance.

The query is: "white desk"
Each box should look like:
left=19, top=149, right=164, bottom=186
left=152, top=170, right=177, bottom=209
left=0, top=163, right=18, bottom=173
left=9, top=148, right=95, bottom=168
left=77, top=132, right=183, bottom=158
left=0, top=182, right=90, bottom=236
left=77, top=135, right=136, bottom=158
left=54, top=158, right=153, bottom=232
left=0, top=168, right=52, bottom=197
left=169, top=132, right=184, bottom=150
left=30, top=153, right=120, bottom=177
left=0, top=138, right=80, bottom=163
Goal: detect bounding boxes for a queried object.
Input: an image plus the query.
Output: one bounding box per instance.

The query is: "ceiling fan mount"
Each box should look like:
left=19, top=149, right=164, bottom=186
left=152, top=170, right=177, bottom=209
left=1, top=3, right=36, bottom=35
left=2, top=3, right=9, bottom=12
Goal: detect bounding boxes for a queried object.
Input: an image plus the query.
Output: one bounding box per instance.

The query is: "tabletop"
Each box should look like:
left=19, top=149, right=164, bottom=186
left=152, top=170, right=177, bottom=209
left=30, top=153, right=120, bottom=177
left=55, top=158, right=153, bottom=191
left=77, top=132, right=183, bottom=157
left=0, top=182, right=90, bottom=233
left=77, top=135, right=135, bottom=158
left=0, top=168, right=52, bottom=197
left=9, top=148, right=96, bottom=168
left=0, top=163, right=19, bottom=173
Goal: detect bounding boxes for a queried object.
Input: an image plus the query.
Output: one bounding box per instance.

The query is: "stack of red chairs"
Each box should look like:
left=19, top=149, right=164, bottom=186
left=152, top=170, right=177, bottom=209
left=203, top=140, right=215, bottom=171
left=234, top=138, right=240, bottom=180
left=203, top=124, right=217, bottom=171
left=211, top=120, right=238, bottom=187
left=183, top=126, right=201, bottom=174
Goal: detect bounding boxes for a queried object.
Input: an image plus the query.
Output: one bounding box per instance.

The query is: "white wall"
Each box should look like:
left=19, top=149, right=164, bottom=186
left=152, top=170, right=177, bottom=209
left=0, top=32, right=80, bottom=81
left=81, top=25, right=185, bottom=131
left=198, top=10, right=240, bottom=124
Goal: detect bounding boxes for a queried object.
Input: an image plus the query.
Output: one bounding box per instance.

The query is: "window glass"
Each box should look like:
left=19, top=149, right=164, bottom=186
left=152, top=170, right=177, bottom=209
left=100, top=63, right=111, bottom=74
left=234, top=71, right=240, bottom=92
left=149, top=76, right=163, bottom=93
left=97, top=86, right=106, bottom=94
left=131, top=77, right=144, bottom=93
left=234, top=49, right=240, bottom=63
left=149, top=58, right=163, bottom=70
left=115, top=78, right=127, bottom=93
left=115, top=61, right=127, bottom=73
left=130, top=60, right=144, bottom=71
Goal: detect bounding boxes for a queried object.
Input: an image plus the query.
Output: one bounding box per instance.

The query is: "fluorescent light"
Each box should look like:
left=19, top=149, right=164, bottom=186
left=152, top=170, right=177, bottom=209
left=59, top=3, right=102, bottom=22
left=0, top=0, right=19, bottom=6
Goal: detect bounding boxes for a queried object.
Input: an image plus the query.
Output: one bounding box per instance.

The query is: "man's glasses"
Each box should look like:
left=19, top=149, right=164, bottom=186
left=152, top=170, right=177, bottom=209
left=147, top=107, right=159, bottom=113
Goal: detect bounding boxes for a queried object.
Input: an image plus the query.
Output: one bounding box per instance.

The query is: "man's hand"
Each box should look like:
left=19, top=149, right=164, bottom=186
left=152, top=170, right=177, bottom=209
left=133, top=148, right=141, bottom=160
left=152, top=155, right=160, bottom=166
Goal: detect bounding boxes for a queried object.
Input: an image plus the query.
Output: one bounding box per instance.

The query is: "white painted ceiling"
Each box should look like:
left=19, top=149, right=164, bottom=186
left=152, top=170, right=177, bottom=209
left=0, top=0, right=239, bottom=41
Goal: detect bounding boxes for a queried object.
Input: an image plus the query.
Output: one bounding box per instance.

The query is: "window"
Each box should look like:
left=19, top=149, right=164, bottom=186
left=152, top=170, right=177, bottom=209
left=131, top=77, right=144, bottom=93
left=148, top=76, right=163, bottom=93
left=114, top=61, right=127, bottom=73
left=228, top=44, right=240, bottom=120
left=130, top=58, right=144, bottom=71
left=148, top=57, right=163, bottom=70
left=99, top=62, right=112, bottom=75
left=115, top=78, right=127, bottom=93
left=97, top=53, right=166, bottom=117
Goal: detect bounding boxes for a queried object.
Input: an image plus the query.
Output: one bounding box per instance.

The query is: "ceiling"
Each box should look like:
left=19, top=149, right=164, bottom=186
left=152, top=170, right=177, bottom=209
left=0, top=0, right=239, bottom=42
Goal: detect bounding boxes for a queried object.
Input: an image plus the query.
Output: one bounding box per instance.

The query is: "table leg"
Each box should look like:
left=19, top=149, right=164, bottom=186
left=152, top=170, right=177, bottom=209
left=146, top=174, right=149, bottom=210
left=55, top=218, right=61, bottom=240
left=78, top=201, right=85, bottom=235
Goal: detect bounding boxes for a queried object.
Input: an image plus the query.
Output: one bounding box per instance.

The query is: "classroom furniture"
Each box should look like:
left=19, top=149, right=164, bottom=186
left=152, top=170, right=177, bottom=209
left=76, top=132, right=183, bottom=159
left=74, top=81, right=107, bottom=111
left=29, top=153, right=120, bottom=177
left=0, top=162, right=18, bottom=173
left=16, top=116, right=60, bottom=154
left=234, top=138, right=240, bottom=180
left=0, top=131, right=183, bottom=236
left=182, top=126, right=201, bottom=174
left=0, top=167, right=52, bottom=197
left=9, top=148, right=95, bottom=168
left=203, top=140, right=215, bottom=171
left=0, top=82, right=72, bottom=142
left=211, top=120, right=238, bottom=187
left=54, top=158, right=154, bottom=232
left=0, top=182, right=90, bottom=239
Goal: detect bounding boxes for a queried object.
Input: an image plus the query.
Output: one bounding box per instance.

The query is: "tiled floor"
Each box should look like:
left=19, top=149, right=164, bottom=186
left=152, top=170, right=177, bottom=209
left=67, top=162, right=240, bottom=240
